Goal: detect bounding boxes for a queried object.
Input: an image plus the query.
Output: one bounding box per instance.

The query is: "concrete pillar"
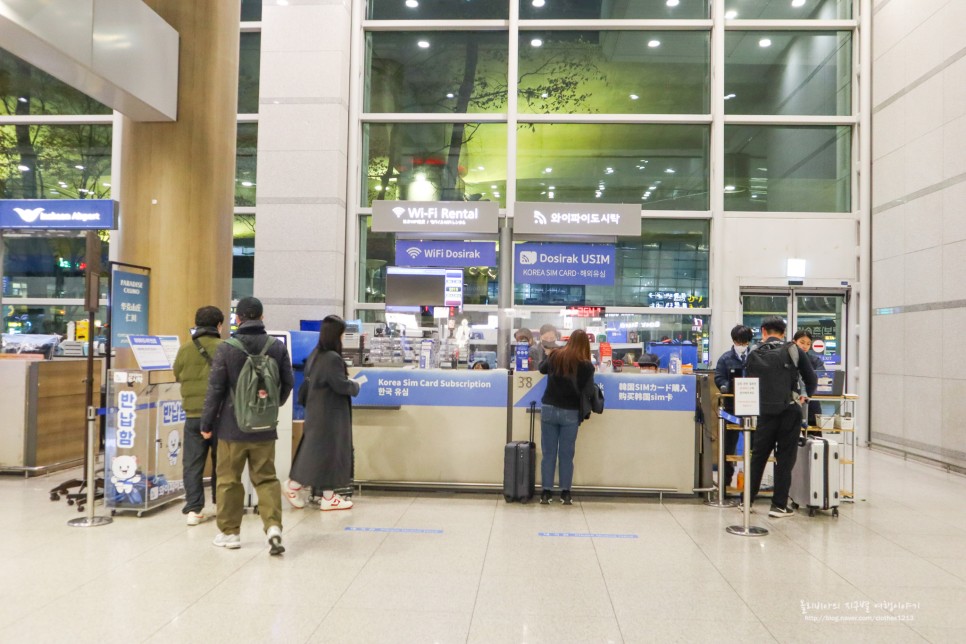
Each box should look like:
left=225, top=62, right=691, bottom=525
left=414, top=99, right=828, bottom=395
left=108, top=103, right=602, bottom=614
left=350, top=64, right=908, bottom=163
left=116, top=1, right=240, bottom=340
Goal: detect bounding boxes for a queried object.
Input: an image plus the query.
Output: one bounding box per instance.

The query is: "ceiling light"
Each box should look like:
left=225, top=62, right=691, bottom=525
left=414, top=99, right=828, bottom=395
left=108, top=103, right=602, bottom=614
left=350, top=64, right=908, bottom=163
left=725, top=10, right=738, bottom=19
left=17, top=164, right=30, bottom=171
left=548, top=185, right=556, bottom=190
left=724, top=93, right=736, bottom=100
left=667, top=0, right=680, bottom=6
left=725, top=185, right=736, bottom=191
left=541, top=92, right=548, bottom=98
left=417, top=40, right=430, bottom=49
left=477, top=166, right=485, bottom=170
left=406, top=0, right=419, bottom=7
left=595, top=191, right=602, bottom=198
left=548, top=191, right=554, bottom=198
left=18, top=97, right=28, bottom=103
left=102, top=182, right=111, bottom=187
left=544, top=167, right=552, bottom=173
left=446, top=93, right=455, bottom=98
left=665, top=168, right=675, bottom=174
left=648, top=40, right=661, bottom=48
left=50, top=190, right=58, bottom=194
left=648, top=185, right=657, bottom=190
left=759, top=38, right=772, bottom=48
left=75, top=165, right=85, bottom=170
left=532, top=0, right=546, bottom=7
left=629, top=94, right=639, bottom=100
left=491, top=184, right=498, bottom=189
left=530, top=38, right=543, bottom=47
left=241, top=181, right=254, bottom=187
left=791, top=0, right=806, bottom=7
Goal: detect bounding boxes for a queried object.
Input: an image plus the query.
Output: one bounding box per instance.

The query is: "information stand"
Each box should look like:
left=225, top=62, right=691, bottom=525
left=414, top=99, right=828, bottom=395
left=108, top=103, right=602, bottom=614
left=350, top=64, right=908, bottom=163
left=104, top=369, right=185, bottom=516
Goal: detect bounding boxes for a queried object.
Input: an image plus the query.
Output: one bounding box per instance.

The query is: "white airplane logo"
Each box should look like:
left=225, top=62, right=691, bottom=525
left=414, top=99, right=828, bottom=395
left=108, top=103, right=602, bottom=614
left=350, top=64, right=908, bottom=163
left=13, top=207, right=44, bottom=223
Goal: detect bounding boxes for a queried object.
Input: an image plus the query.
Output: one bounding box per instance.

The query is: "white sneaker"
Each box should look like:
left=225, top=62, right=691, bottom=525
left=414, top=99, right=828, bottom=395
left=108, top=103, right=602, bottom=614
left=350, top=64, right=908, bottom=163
left=186, top=510, right=209, bottom=526
left=318, top=493, right=353, bottom=511
left=212, top=532, right=241, bottom=549
left=283, top=479, right=306, bottom=509
left=267, top=525, right=285, bottom=556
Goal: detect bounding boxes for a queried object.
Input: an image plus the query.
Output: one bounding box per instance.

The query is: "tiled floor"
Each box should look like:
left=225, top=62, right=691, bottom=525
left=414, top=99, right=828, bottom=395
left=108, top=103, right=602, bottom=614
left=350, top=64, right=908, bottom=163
left=2, top=447, right=966, bottom=643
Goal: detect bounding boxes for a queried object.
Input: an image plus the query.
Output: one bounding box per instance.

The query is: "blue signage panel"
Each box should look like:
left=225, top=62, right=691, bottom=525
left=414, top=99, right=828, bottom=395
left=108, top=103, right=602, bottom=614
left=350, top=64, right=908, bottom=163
left=515, top=373, right=695, bottom=412
left=0, top=199, right=116, bottom=229
left=514, top=243, right=615, bottom=286
left=395, top=240, right=497, bottom=267
left=111, top=270, right=150, bottom=348
left=353, top=368, right=507, bottom=407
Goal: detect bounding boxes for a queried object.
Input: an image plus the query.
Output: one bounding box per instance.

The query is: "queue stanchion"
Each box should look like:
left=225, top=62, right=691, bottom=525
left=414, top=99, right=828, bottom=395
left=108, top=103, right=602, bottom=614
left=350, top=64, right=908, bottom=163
left=726, top=415, right=767, bottom=537
left=705, top=397, right=737, bottom=508
left=67, top=406, right=113, bottom=528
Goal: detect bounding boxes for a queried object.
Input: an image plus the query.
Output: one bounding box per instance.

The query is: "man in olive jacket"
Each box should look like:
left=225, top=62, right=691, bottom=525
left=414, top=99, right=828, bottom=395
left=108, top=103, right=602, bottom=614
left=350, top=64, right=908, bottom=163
left=201, top=297, right=294, bottom=554
left=172, top=306, right=224, bottom=526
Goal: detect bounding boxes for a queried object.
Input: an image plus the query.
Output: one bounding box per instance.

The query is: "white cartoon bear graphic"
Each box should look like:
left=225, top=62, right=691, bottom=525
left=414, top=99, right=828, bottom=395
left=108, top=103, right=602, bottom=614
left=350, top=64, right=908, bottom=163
left=111, top=455, right=142, bottom=493
left=167, top=430, right=181, bottom=465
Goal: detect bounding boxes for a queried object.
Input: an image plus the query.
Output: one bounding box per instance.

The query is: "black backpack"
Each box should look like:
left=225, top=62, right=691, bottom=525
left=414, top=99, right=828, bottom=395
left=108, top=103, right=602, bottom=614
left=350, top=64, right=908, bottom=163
left=744, top=340, right=800, bottom=414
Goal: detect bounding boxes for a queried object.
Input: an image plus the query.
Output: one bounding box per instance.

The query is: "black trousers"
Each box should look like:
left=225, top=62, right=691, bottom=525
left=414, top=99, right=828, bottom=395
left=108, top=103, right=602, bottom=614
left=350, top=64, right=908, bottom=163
left=182, top=417, right=217, bottom=513
left=723, top=427, right=741, bottom=490
left=749, top=405, right=801, bottom=509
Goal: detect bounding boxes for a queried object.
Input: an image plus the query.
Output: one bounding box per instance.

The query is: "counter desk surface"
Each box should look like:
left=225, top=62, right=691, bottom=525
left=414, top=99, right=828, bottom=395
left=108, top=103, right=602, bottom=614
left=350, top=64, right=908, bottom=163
left=348, top=367, right=699, bottom=493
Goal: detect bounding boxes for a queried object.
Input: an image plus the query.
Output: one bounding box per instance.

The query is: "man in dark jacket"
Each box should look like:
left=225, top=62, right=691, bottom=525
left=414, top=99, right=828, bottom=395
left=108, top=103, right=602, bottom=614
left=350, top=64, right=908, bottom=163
left=713, top=324, right=753, bottom=492
left=201, top=297, right=294, bottom=554
left=173, top=305, right=223, bottom=526
left=745, top=316, right=818, bottom=518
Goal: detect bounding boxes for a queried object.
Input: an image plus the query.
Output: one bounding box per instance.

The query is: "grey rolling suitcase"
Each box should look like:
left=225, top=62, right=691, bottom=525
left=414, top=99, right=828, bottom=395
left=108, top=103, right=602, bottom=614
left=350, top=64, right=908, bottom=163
left=504, top=402, right=537, bottom=503
left=790, top=435, right=840, bottom=517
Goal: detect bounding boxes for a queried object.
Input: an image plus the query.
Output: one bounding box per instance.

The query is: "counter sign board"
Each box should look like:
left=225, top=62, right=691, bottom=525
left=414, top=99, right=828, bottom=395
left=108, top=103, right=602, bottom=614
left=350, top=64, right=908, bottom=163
left=0, top=199, right=117, bottom=229
left=514, top=243, right=615, bottom=286
left=111, top=270, right=150, bottom=348
left=514, top=202, right=641, bottom=236
left=733, top=378, right=760, bottom=417
left=373, top=200, right=499, bottom=234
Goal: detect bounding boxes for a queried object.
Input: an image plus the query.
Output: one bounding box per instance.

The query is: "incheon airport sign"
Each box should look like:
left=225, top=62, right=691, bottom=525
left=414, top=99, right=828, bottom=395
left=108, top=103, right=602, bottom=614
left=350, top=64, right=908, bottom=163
left=372, top=200, right=499, bottom=234
left=513, top=201, right=641, bottom=237
left=0, top=199, right=118, bottom=230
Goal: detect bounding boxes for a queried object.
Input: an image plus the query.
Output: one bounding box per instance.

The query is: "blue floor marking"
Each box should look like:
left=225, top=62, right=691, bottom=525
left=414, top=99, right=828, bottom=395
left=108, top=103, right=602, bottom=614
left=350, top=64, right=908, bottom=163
left=344, top=527, right=443, bottom=534
left=538, top=532, right=639, bottom=539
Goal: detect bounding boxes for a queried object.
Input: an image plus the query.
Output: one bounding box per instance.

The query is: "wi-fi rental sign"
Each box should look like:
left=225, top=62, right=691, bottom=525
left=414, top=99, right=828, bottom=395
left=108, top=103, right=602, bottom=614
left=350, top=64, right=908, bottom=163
left=372, top=200, right=499, bottom=234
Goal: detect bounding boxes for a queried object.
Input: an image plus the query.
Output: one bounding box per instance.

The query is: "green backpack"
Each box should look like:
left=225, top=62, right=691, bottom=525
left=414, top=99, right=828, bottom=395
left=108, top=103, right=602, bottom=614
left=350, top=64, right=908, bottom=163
left=225, top=336, right=281, bottom=433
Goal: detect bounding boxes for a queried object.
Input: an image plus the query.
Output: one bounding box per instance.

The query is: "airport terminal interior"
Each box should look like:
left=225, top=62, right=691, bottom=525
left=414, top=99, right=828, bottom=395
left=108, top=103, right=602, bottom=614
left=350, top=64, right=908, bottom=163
left=2, top=0, right=966, bottom=642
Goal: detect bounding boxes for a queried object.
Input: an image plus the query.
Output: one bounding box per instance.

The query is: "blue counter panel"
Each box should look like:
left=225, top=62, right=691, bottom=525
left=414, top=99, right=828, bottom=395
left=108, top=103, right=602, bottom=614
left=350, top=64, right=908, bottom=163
left=514, top=373, right=695, bottom=412
left=353, top=368, right=508, bottom=407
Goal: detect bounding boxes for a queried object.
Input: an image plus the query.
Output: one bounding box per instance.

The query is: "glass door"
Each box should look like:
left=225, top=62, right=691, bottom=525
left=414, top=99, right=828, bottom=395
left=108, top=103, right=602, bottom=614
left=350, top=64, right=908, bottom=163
left=741, top=289, right=848, bottom=370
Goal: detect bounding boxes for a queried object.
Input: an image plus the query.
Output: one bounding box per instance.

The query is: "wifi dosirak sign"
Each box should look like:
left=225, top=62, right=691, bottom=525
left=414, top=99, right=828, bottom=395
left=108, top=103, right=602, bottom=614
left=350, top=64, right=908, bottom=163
left=372, top=200, right=499, bottom=234
left=514, top=243, right=616, bottom=286
left=395, top=241, right=497, bottom=267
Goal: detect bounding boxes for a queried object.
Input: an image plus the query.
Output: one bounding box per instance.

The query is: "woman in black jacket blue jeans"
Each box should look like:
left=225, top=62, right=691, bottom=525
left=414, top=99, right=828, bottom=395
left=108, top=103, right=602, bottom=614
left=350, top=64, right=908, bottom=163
left=538, top=329, right=596, bottom=506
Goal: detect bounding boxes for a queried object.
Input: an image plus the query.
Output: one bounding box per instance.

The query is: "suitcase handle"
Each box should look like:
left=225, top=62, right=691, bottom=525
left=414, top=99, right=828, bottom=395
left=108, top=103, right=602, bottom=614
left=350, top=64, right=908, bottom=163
left=529, top=401, right=536, bottom=444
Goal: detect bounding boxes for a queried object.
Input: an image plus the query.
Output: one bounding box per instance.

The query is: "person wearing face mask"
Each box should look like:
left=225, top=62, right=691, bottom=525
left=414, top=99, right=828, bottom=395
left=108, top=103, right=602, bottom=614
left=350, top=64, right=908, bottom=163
left=713, top=324, right=753, bottom=491
left=793, top=330, right=825, bottom=433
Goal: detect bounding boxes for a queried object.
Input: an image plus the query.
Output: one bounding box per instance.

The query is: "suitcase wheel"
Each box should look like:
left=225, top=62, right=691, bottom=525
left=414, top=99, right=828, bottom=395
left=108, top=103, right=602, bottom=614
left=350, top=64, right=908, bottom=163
left=832, top=507, right=839, bottom=518
left=808, top=507, right=816, bottom=517
left=504, top=495, right=513, bottom=503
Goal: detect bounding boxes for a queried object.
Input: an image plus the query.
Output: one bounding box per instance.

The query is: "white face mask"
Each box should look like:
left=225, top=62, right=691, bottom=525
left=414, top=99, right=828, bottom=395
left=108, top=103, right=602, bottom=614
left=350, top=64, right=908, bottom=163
left=734, top=344, right=747, bottom=356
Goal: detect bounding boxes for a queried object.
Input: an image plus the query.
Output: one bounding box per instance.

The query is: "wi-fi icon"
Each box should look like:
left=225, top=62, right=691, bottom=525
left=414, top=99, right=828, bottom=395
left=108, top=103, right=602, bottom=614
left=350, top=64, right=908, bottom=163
left=392, top=207, right=406, bottom=217
left=533, top=210, right=548, bottom=225
left=406, top=247, right=421, bottom=258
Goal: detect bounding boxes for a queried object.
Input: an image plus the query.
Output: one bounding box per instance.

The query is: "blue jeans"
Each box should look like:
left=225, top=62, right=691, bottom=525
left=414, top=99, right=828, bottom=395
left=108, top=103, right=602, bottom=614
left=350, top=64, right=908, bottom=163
left=540, top=404, right=580, bottom=492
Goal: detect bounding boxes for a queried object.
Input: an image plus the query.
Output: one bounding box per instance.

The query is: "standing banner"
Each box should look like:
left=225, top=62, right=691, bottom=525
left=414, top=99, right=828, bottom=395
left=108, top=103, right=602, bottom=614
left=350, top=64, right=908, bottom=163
left=111, top=269, right=150, bottom=348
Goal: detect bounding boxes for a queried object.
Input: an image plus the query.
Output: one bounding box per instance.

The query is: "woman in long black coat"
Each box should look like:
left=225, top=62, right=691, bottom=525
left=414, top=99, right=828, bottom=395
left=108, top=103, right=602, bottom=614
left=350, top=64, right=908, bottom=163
left=285, top=315, right=361, bottom=511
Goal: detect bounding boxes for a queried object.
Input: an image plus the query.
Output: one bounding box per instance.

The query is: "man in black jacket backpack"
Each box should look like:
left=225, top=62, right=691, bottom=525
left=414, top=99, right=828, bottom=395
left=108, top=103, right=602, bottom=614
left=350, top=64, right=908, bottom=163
left=744, top=316, right=817, bottom=518
left=201, top=297, right=294, bottom=554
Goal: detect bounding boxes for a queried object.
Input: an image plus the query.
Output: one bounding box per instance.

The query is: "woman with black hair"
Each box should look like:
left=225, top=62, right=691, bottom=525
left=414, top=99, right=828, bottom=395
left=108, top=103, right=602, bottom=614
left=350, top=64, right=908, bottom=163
left=284, top=315, right=362, bottom=511
left=538, top=328, right=596, bottom=505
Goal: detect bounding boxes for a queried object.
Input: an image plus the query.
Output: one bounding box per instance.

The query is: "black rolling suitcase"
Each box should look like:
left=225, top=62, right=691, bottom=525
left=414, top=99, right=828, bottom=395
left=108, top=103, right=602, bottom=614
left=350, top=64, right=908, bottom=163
left=504, top=401, right=537, bottom=502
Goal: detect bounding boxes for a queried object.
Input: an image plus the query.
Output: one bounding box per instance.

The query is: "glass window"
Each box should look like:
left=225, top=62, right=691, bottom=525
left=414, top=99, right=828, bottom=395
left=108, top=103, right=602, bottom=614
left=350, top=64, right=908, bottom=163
left=724, top=125, right=850, bottom=212
left=241, top=0, right=262, bottom=21
left=725, top=32, right=851, bottom=116
left=365, top=32, right=508, bottom=114
left=239, top=32, right=261, bottom=113
left=518, top=31, right=710, bottom=115
left=0, top=124, right=112, bottom=199
left=368, top=0, right=508, bottom=20
left=3, top=303, right=108, bottom=336
left=3, top=234, right=110, bottom=300
left=363, top=122, right=507, bottom=206
left=723, top=0, right=851, bottom=20
left=521, top=0, right=709, bottom=20
left=233, top=215, right=255, bottom=300
left=516, top=124, right=709, bottom=210
left=513, top=219, right=709, bottom=307
left=358, top=217, right=499, bottom=305
left=235, top=123, right=258, bottom=206
left=0, top=50, right=111, bottom=116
